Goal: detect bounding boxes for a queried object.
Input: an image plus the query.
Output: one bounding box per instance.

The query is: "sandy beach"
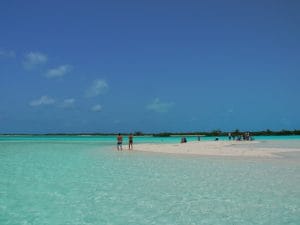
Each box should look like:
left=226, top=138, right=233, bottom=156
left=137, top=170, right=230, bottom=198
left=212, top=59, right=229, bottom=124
left=133, top=141, right=300, bottom=158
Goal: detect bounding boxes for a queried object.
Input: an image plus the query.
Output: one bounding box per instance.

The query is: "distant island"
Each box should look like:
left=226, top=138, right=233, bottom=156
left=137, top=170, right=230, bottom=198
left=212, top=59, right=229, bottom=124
left=1, top=129, right=300, bottom=137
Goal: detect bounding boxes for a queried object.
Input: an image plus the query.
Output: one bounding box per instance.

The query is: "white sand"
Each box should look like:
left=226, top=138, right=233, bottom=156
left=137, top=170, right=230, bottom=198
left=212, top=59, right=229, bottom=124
left=133, top=141, right=300, bottom=158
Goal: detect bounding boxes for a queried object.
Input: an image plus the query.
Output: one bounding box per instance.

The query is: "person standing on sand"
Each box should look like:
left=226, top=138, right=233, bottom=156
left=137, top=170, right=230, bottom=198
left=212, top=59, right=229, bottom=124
left=128, top=133, right=133, bottom=150
left=117, top=133, right=123, bottom=151
left=228, top=132, right=232, bottom=141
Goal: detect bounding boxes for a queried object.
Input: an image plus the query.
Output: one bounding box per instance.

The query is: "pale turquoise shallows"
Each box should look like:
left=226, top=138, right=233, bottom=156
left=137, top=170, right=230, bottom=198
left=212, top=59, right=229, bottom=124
left=0, top=137, right=300, bottom=225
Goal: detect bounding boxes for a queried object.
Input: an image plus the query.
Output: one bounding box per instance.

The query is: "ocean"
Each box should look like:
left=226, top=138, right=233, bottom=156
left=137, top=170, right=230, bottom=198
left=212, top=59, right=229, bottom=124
left=0, top=135, right=299, bottom=225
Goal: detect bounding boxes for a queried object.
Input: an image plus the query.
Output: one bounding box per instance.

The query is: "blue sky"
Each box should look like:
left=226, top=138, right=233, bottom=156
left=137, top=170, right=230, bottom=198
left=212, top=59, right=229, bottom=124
left=0, top=0, right=299, bottom=133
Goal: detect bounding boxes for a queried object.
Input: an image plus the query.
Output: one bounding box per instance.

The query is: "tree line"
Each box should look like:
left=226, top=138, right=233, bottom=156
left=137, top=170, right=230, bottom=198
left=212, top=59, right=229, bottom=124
left=152, top=129, right=300, bottom=137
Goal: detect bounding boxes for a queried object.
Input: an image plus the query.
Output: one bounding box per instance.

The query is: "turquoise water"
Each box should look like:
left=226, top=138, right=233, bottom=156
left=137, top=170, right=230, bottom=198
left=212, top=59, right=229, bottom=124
left=1, top=134, right=300, bottom=143
left=1, top=136, right=300, bottom=225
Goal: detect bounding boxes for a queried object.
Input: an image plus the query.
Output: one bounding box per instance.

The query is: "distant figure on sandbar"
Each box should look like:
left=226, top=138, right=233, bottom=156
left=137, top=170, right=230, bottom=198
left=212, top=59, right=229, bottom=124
left=197, top=136, right=201, bottom=141
left=117, top=133, right=123, bottom=151
left=181, top=137, right=187, bottom=143
left=128, top=133, right=133, bottom=150
left=228, top=132, right=232, bottom=141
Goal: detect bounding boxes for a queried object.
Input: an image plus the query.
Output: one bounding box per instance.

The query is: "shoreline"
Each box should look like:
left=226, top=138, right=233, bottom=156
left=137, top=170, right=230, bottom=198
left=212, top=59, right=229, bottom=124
left=132, top=141, right=300, bottom=158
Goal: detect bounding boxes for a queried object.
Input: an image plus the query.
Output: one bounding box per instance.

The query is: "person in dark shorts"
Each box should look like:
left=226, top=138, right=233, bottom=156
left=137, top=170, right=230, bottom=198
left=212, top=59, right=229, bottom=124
left=117, top=133, right=123, bottom=150
left=128, top=133, right=133, bottom=150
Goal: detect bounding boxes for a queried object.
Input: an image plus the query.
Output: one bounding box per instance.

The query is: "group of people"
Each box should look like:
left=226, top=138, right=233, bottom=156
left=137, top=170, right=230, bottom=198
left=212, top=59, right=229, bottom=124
left=117, top=132, right=254, bottom=150
left=228, top=132, right=254, bottom=141
left=180, top=137, right=187, bottom=143
left=180, top=133, right=254, bottom=143
left=117, top=133, right=133, bottom=151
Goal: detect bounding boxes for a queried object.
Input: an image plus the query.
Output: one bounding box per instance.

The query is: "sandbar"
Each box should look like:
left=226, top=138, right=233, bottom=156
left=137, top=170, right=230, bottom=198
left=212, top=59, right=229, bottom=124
left=133, top=141, right=300, bottom=158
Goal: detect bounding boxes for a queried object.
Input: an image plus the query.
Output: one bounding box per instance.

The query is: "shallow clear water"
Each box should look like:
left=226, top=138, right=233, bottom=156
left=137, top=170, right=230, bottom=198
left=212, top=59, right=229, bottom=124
left=0, top=137, right=300, bottom=225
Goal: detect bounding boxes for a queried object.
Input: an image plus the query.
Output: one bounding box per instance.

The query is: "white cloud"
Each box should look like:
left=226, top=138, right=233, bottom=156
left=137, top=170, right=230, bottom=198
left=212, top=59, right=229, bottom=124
left=46, top=65, right=72, bottom=78
left=91, top=104, right=102, bottom=112
left=86, top=79, right=108, bottom=97
left=227, top=109, right=234, bottom=113
left=113, top=119, right=121, bottom=124
left=23, top=52, right=47, bottom=69
left=280, top=117, right=291, bottom=127
left=61, top=98, right=75, bottom=109
left=0, top=50, right=15, bottom=58
left=146, top=98, right=174, bottom=113
left=188, top=117, right=198, bottom=122
left=29, top=96, right=55, bottom=107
